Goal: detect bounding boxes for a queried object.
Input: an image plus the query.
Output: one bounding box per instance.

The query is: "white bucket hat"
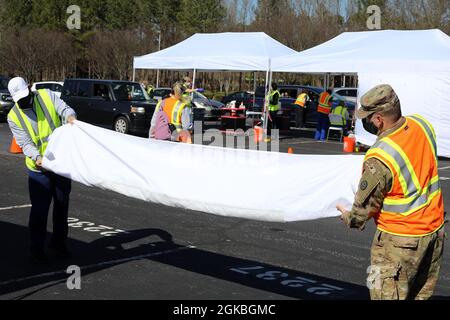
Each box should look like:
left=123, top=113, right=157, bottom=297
left=8, top=77, right=30, bottom=103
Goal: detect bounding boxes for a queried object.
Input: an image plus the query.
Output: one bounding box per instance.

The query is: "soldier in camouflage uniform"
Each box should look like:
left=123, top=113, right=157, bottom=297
left=336, top=84, right=446, bottom=300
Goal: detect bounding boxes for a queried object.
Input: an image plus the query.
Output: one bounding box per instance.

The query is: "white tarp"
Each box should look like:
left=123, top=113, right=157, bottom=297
left=272, top=29, right=450, bottom=157
left=133, top=32, right=297, bottom=71
left=42, top=121, right=364, bottom=223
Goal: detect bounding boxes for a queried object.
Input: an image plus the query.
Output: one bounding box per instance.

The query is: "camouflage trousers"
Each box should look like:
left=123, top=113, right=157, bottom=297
left=368, top=226, right=446, bottom=300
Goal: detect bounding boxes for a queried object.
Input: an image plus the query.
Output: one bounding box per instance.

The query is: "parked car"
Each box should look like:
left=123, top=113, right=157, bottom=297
left=151, top=87, right=224, bottom=121
left=0, top=76, right=14, bottom=121
left=151, top=88, right=171, bottom=101
left=221, top=91, right=257, bottom=109
left=61, top=79, right=156, bottom=136
left=332, top=87, right=358, bottom=104
left=31, top=81, right=64, bottom=98
left=255, top=85, right=356, bottom=129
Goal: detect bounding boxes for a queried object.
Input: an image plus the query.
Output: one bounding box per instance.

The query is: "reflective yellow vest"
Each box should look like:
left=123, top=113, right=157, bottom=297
left=7, top=89, right=61, bottom=171
left=268, top=90, right=281, bottom=112
left=330, top=105, right=348, bottom=126
left=295, top=93, right=308, bottom=108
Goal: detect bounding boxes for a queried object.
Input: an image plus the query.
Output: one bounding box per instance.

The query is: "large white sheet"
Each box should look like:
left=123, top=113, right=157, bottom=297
left=42, top=121, right=364, bottom=223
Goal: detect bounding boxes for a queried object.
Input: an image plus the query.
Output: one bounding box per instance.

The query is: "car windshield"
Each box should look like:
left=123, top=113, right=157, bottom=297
left=112, top=82, right=150, bottom=102
left=193, top=91, right=208, bottom=100
left=0, top=78, right=9, bottom=90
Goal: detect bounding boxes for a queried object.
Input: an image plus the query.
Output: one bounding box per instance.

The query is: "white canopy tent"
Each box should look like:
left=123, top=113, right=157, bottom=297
left=272, top=29, right=450, bottom=157
left=133, top=32, right=297, bottom=128
left=133, top=32, right=297, bottom=72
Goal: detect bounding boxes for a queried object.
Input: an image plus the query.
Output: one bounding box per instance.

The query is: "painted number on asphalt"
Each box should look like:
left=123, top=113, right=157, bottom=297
left=67, top=217, right=129, bottom=237
left=229, top=266, right=344, bottom=296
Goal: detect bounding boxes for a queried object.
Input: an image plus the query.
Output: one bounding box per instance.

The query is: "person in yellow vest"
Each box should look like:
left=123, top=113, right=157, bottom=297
left=182, top=76, right=194, bottom=102
left=315, top=89, right=333, bottom=141
left=330, top=99, right=350, bottom=135
left=294, top=89, right=309, bottom=128
left=266, top=82, right=281, bottom=137
left=7, top=77, right=76, bottom=264
left=336, top=84, right=445, bottom=300
left=149, top=81, right=192, bottom=143
left=143, top=81, right=154, bottom=98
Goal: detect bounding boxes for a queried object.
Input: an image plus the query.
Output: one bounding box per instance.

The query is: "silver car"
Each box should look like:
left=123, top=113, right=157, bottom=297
left=0, top=76, right=14, bottom=121
left=332, top=87, right=358, bottom=104
left=152, top=88, right=224, bottom=120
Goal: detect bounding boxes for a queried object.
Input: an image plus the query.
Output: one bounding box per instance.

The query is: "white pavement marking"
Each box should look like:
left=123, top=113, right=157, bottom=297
left=439, top=166, right=450, bottom=171
left=440, top=177, right=450, bottom=181
left=0, top=204, right=31, bottom=211
left=0, top=245, right=196, bottom=287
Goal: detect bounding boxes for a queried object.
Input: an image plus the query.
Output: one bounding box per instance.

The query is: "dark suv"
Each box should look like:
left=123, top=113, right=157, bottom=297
left=255, top=85, right=356, bottom=129
left=61, top=79, right=156, bottom=136
left=0, top=76, right=14, bottom=121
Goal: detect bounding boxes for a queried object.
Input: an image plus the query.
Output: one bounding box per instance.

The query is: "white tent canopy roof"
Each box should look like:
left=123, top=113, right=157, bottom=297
left=133, top=32, right=297, bottom=72
left=272, top=29, right=450, bottom=73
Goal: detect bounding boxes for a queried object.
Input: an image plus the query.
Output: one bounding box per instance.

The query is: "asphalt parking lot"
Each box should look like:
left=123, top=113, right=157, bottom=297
left=0, top=121, right=449, bottom=300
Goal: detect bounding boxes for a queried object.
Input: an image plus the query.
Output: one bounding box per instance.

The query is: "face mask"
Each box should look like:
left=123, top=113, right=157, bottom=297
left=362, top=117, right=379, bottom=135
left=17, top=94, right=33, bottom=109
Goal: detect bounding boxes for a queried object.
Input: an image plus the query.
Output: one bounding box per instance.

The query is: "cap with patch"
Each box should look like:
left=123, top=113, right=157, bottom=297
left=356, top=84, right=400, bottom=119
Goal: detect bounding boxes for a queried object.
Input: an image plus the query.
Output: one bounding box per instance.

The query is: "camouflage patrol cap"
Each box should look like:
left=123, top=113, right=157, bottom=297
left=356, top=84, right=400, bottom=119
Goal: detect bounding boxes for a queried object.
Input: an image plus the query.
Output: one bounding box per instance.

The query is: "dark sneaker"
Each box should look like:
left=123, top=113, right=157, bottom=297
left=30, top=250, right=49, bottom=264
left=49, top=242, right=72, bottom=259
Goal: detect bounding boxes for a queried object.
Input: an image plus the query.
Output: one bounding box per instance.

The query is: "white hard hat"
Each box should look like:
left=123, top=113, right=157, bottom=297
left=8, top=77, right=30, bottom=103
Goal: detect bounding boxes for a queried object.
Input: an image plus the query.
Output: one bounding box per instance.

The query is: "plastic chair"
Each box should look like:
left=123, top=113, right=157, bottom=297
left=327, top=114, right=344, bottom=142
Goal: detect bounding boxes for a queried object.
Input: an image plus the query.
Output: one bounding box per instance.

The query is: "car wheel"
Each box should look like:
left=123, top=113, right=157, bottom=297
left=114, top=116, right=129, bottom=134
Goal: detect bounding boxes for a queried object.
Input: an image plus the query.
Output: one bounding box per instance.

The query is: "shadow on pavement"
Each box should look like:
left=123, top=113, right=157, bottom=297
left=0, top=220, right=369, bottom=300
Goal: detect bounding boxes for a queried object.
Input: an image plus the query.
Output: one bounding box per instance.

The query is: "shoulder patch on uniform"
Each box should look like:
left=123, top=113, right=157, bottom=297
left=355, top=173, right=381, bottom=206
left=360, top=180, right=368, bottom=191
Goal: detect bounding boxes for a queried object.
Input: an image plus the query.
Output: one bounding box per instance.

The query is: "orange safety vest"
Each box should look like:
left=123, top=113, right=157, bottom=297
left=295, top=93, right=308, bottom=108
left=157, top=96, right=187, bottom=131
left=365, top=115, right=444, bottom=237
left=317, top=92, right=332, bottom=114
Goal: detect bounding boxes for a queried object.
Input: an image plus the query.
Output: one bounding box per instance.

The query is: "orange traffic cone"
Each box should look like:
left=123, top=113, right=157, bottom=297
left=9, top=137, right=23, bottom=154
left=288, top=147, right=294, bottom=154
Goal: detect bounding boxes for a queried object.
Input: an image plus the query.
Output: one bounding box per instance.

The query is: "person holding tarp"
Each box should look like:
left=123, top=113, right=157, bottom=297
left=149, top=81, right=192, bottom=143
left=7, top=77, right=77, bottom=264
left=336, top=84, right=445, bottom=300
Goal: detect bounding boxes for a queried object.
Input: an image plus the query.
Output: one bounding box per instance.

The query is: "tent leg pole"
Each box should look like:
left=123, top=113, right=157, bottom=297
left=192, top=69, right=197, bottom=90
left=156, top=70, right=160, bottom=88
left=132, top=68, right=136, bottom=82
left=263, top=68, right=269, bottom=132
left=253, top=71, right=256, bottom=113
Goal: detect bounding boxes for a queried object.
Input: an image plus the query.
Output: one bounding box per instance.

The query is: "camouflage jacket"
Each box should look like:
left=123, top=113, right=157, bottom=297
left=342, top=118, right=407, bottom=230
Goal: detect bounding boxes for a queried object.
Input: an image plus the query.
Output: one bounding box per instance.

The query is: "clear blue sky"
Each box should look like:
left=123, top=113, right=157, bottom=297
left=237, top=0, right=350, bottom=24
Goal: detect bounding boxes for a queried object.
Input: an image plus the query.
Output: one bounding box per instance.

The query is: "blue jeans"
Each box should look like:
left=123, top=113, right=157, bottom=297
left=28, top=170, right=72, bottom=253
left=317, top=112, right=330, bottom=131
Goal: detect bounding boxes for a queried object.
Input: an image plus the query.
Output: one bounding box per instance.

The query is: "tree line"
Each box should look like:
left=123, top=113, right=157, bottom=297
left=0, top=0, right=448, bottom=94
